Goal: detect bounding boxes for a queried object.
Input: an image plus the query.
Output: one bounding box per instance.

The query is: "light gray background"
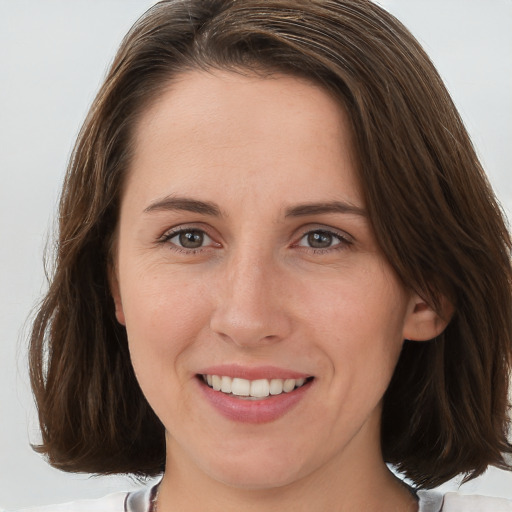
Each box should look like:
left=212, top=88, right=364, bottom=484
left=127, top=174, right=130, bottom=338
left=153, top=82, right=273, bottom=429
left=1, top=0, right=511, bottom=509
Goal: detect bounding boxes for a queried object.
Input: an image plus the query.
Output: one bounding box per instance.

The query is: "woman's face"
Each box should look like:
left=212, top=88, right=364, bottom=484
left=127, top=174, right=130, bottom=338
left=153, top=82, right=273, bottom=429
left=112, top=70, right=427, bottom=490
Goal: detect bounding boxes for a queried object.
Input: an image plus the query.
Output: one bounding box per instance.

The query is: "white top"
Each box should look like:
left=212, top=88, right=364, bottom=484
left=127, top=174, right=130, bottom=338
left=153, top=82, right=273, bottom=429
left=4, top=487, right=512, bottom=511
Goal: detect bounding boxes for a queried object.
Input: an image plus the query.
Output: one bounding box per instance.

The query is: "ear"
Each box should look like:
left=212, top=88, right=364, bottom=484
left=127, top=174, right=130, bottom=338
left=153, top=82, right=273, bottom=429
left=108, top=262, right=126, bottom=326
left=402, top=292, right=453, bottom=341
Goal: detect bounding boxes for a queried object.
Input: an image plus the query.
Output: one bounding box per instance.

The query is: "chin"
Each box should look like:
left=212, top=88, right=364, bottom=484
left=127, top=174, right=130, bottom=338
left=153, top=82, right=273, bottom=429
left=201, top=448, right=309, bottom=491
left=215, top=467, right=302, bottom=491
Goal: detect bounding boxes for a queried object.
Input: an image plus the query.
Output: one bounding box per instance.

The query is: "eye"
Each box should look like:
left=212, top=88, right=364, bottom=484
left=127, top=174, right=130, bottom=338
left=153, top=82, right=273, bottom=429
left=162, top=227, right=217, bottom=251
left=174, top=229, right=207, bottom=249
left=296, top=229, right=351, bottom=250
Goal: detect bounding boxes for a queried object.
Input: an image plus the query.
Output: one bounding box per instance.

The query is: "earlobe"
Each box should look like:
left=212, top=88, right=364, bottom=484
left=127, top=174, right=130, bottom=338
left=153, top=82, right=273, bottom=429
left=108, top=264, right=126, bottom=326
left=402, top=293, right=453, bottom=341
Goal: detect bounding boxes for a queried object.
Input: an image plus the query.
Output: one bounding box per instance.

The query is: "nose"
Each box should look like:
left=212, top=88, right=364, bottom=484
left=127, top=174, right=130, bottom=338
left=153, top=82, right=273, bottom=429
left=209, top=248, right=292, bottom=347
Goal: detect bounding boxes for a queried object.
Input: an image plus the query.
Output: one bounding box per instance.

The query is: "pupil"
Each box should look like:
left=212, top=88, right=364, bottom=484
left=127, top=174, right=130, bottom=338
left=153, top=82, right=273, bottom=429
left=179, top=230, right=204, bottom=248
left=308, top=231, right=332, bottom=248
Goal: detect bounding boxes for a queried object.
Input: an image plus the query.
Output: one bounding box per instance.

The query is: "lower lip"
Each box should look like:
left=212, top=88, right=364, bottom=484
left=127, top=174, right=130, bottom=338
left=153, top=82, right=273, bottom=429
left=198, top=377, right=313, bottom=424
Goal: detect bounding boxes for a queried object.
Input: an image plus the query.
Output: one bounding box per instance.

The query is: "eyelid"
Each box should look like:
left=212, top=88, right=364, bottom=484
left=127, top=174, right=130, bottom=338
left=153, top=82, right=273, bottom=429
left=156, top=223, right=353, bottom=253
left=292, top=225, right=354, bottom=249
left=159, top=222, right=214, bottom=239
left=158, top=223, right=221, bottom=249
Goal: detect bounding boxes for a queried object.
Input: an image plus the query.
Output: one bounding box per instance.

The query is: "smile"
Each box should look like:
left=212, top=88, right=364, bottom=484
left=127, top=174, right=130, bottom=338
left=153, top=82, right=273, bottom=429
left=197, top=369, right=314, bottom=423
left=201, top=375, right=310, bottom=399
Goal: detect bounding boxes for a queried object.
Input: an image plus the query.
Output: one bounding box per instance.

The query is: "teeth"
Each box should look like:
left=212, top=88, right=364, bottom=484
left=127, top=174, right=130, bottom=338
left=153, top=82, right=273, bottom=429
left=221, top=376, right=232, bottom=393
left=250, top=379, right=270, bottom=398
left=212, top=375, right=222, bottom=391
left=269, top=379, right=283, bottom=395
left=232, top=378, right=250, bottom=396
left=203, top=375, right=309, bottom=398
left=283, top=379, right=296, bottom=392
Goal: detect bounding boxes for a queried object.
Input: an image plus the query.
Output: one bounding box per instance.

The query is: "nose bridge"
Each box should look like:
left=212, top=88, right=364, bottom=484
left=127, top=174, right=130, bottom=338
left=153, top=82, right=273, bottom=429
left=210, top=242, right=290, bottom=345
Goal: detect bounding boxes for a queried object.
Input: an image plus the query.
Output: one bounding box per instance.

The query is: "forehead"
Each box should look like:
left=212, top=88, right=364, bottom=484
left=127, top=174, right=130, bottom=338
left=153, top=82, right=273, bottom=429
left=126, top=69, right=363, bottom=212
left=135, top=70, right=350, bottom=142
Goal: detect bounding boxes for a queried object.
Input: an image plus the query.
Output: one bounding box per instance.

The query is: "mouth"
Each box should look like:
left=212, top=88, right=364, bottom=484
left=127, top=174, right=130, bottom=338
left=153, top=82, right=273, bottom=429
left=196, top=365, right=314, bottom=423
left=199, top=374, right=314, bottom=400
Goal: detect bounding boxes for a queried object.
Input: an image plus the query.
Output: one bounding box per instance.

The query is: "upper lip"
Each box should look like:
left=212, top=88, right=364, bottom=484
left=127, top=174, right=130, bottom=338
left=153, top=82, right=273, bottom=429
left=196, top=364, right=312, bottom=381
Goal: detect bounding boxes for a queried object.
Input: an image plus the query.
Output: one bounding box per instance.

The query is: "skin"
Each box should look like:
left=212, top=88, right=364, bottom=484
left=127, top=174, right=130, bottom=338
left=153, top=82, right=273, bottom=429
left=111, top=70, right=448, bottom=512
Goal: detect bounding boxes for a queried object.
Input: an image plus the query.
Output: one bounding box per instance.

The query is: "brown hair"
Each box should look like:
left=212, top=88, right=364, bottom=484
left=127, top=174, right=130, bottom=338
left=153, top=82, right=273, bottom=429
left=29, top=0, right=512, bottom=488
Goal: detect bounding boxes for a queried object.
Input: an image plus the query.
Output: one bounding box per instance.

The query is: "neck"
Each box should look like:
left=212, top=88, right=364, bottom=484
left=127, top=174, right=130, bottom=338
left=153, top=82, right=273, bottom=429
left=158, top=412, right=418, bottom=512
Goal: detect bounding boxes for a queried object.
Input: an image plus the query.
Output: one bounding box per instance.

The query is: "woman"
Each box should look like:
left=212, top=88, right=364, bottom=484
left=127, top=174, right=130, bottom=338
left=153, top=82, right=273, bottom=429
left=15, top=0, right=512, bottom=510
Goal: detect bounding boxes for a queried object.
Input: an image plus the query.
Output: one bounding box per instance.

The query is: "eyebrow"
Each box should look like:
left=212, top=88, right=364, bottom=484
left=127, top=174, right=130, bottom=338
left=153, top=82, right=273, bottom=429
left=143, top=196, right=367, bottom=219
left=144, top=196, right=222, bottom=216
left=285, top=201, right=367, bottom=218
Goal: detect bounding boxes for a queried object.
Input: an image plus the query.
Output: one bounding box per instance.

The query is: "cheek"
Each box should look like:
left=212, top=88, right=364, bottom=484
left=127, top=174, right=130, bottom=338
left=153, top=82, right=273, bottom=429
left=121, top=263, right=211, bottom=337
left=303, top=267, right=409, bottom=393
left=120, top=267, right=212, bottom=395
left=304, top=265, right=407, bottom=345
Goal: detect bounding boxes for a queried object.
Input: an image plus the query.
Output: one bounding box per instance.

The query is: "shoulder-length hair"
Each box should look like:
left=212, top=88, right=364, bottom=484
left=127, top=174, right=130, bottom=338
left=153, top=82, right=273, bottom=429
left=29, top=0, right=512, bottom=488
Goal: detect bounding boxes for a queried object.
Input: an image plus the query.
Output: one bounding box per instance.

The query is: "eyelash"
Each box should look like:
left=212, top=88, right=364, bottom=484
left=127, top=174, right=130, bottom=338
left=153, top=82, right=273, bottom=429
left=158, top=227, right=217, bottom=254
left=294, top=228, right=353, bottom=253
left=158, top=226, right=353, bottom=254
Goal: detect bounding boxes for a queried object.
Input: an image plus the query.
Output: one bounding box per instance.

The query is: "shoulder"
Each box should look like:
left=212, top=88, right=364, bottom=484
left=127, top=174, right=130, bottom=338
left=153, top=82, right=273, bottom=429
left=442, top=492, right=512, bottom=511
left=1, top=482, right=156, bottom=512
left=1, top=491, right=128, bottom=512
left=418, top=490, right=512, bottom=512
